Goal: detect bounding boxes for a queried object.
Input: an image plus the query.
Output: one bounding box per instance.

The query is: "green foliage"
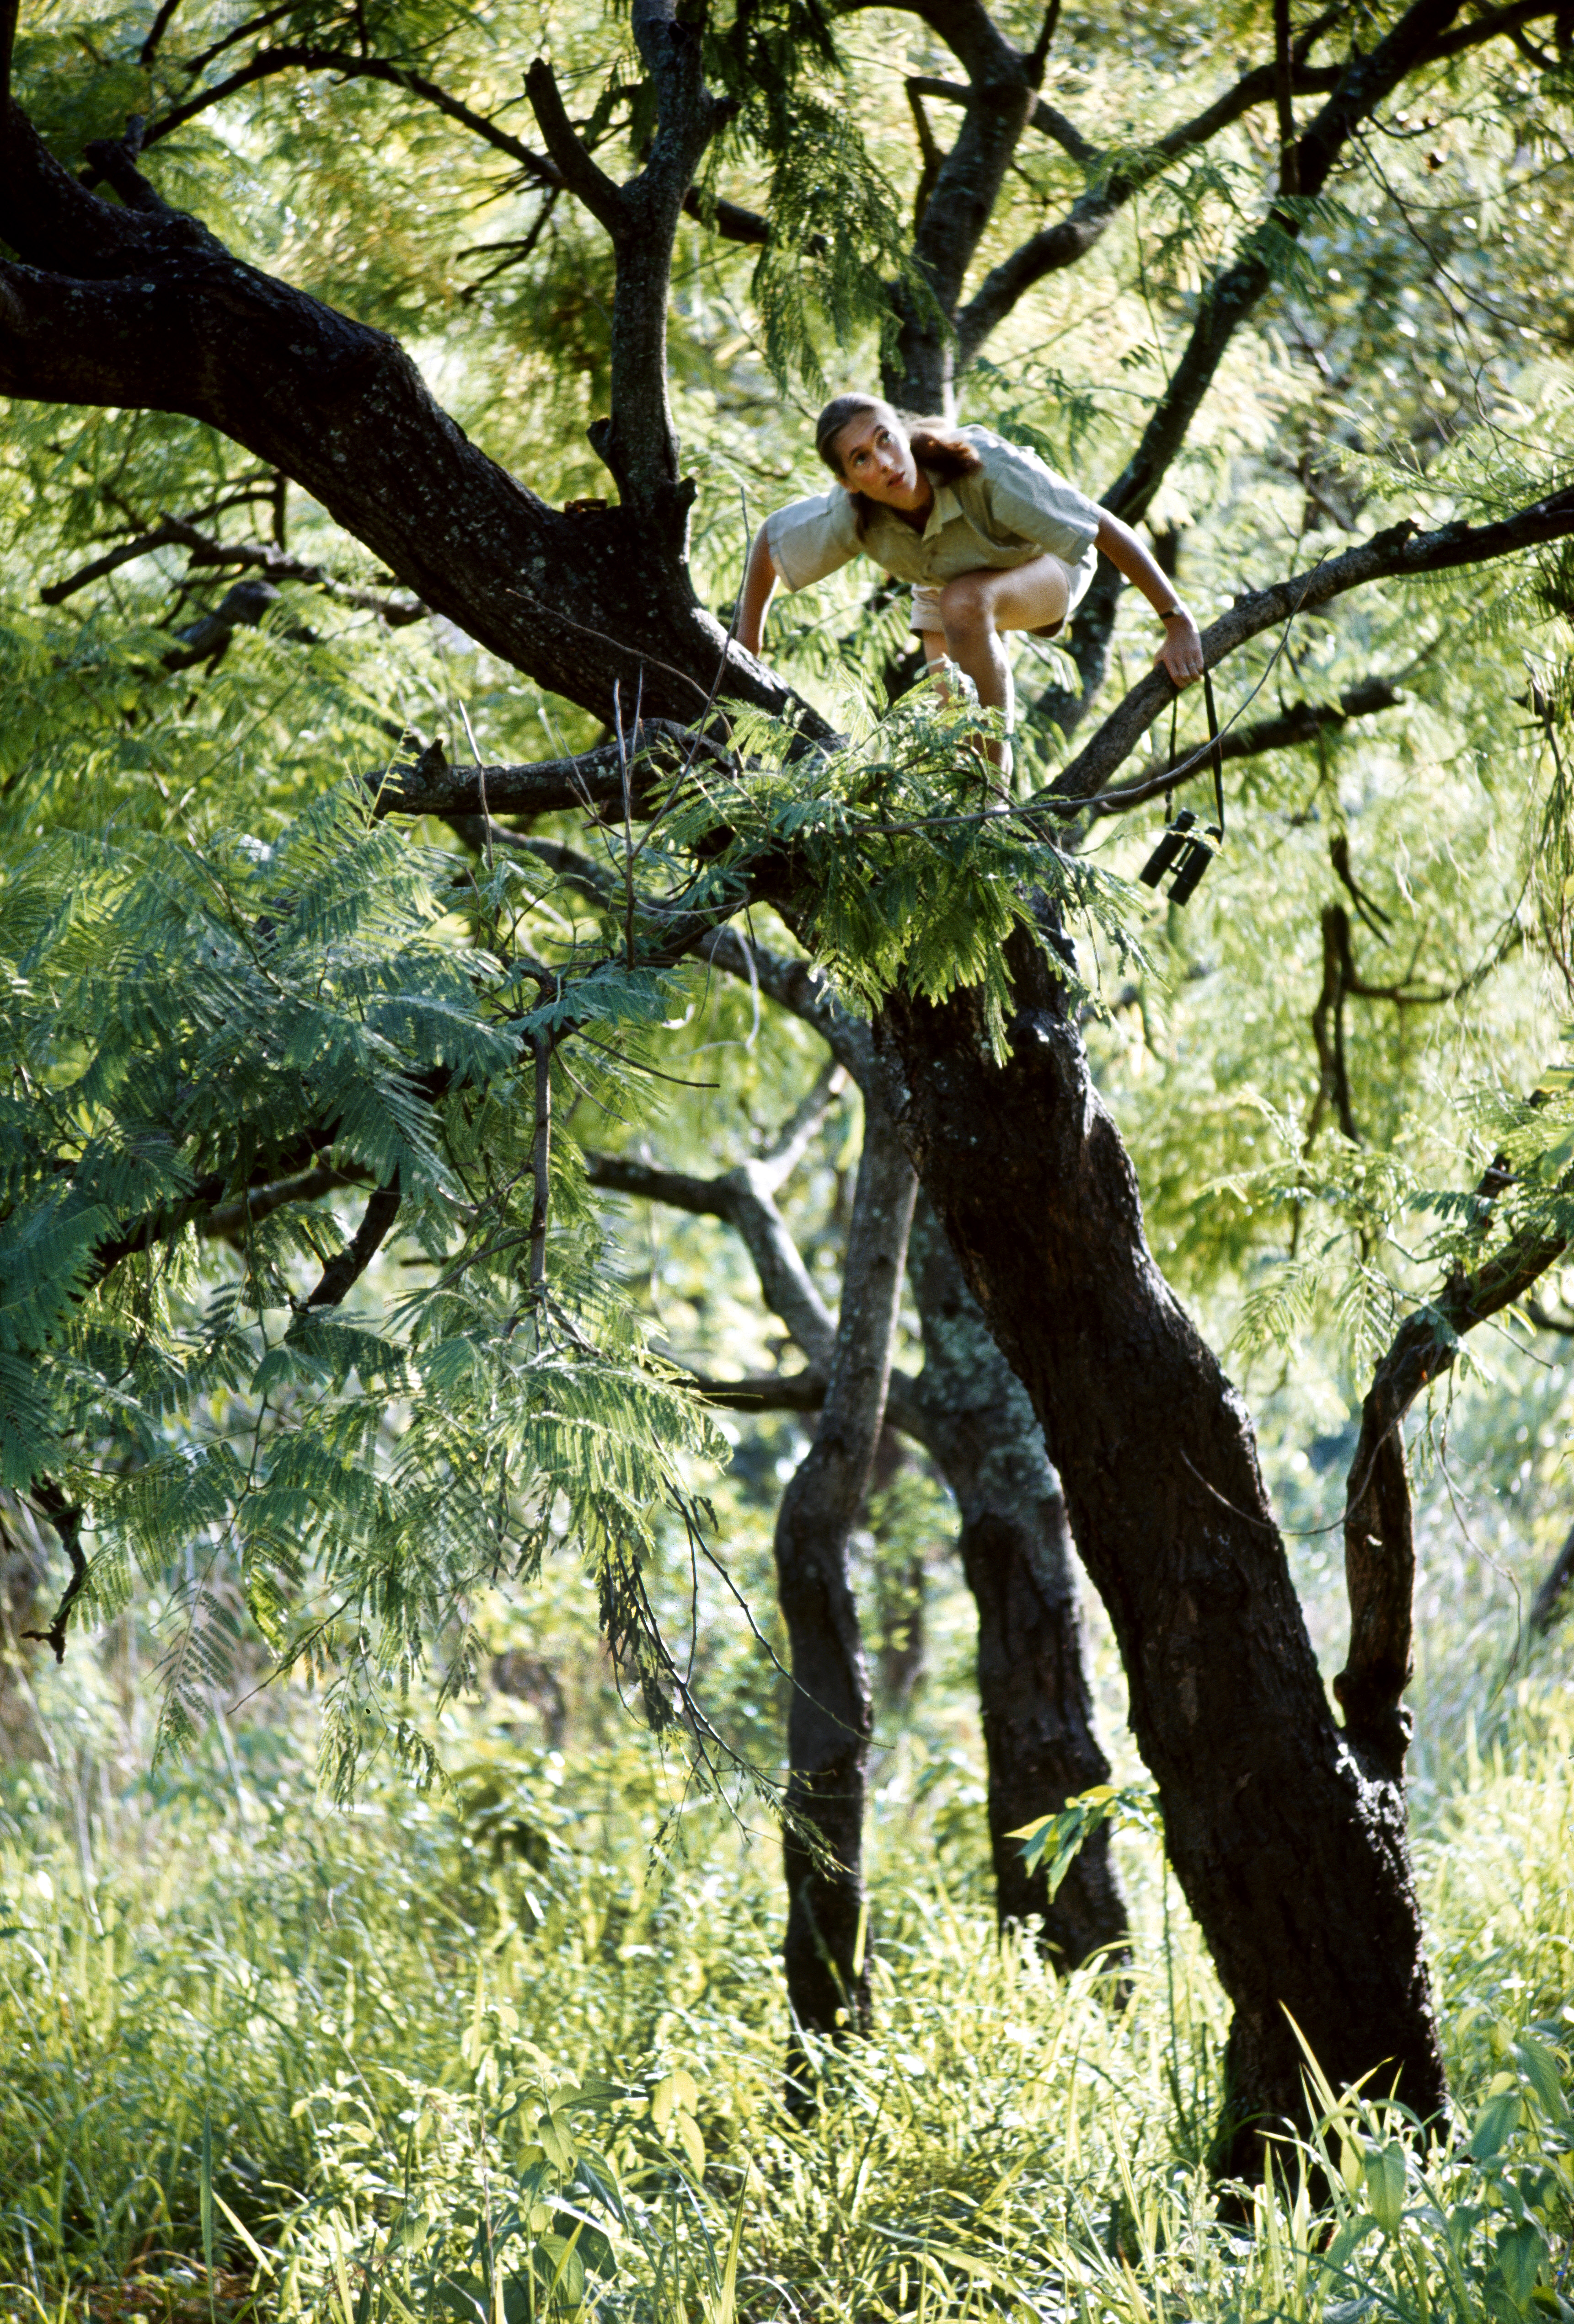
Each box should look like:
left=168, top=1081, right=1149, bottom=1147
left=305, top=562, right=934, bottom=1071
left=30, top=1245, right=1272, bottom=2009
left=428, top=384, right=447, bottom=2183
left=657, top=690, right=1150, bottom=1050
left=1010, top=1778, right=1161, bottom=1897
left=2, top=1693, right=1573, bottom=2321
left=0, top=790, right=733, bottom=1786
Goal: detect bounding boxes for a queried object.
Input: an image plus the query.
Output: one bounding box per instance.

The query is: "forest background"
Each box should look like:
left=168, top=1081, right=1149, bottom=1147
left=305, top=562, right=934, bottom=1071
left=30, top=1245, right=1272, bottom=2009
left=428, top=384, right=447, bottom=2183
left=4, top=0, right=1574, bottom=2313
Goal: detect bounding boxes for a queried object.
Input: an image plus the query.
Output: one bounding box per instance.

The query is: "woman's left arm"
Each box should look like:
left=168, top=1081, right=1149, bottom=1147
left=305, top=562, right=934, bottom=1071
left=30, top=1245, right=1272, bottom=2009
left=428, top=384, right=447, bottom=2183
left=1093, top=511, right=1205, bottom=688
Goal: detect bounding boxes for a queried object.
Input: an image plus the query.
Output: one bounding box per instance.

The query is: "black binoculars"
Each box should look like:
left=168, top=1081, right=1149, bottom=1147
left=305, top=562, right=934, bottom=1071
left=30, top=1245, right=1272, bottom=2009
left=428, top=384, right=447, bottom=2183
left=1139, top=809, right=1220, bottom=906
left=1139, top=668, right=1226, bottom=906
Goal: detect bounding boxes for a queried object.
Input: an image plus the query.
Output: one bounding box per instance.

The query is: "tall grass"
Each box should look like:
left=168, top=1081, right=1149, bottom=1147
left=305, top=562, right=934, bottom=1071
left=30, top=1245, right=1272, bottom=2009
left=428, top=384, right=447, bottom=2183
left=1, top=1686, right=1571, bottom=2324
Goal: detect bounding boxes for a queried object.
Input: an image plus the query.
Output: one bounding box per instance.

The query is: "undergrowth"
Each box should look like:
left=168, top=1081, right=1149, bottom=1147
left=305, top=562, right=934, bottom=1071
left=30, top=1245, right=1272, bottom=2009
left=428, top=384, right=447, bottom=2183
left=1, top=1690, right=1571, bottom=2323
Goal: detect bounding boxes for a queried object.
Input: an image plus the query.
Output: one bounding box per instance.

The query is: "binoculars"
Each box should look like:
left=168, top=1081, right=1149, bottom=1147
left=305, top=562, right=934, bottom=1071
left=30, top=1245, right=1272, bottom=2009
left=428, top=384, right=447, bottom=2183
left=1138, top=668, right=1226, bottom=907
left=1139, top=808, right=1221, bottom=905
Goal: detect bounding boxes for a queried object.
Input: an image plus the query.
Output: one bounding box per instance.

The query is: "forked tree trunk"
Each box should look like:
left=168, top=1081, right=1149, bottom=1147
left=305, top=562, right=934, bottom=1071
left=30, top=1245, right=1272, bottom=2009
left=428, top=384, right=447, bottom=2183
left=877, top=929, right=1446, bottom=2165
left=906, top=1198, right=1127, bottom=1967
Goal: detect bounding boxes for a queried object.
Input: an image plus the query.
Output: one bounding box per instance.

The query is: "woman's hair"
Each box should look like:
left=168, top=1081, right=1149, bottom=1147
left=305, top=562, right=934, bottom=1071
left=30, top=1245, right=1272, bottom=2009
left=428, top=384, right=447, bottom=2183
left=814, top=393, right=983, bottom=535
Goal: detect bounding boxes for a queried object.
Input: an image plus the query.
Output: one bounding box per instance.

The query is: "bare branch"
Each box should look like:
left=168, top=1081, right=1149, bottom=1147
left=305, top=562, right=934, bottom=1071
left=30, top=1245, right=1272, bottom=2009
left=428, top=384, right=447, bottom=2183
left=18, top=1480, right=86, bottom=1664
left=1337, top=1192, right=1573, bottom=1768
left=1085, top=675, right=1405, bottom=818
left=1044, top=490, right=1574, bottom=806
left=145, top=48, right=564, bottom=189
left=697, top=929, right=877, bottom=1090
left=138, top=43, right=768, bottom=244
left=367, top=719, right=722, bottom=821
left=302, top=1181, right=402, bottom=1308
left=1095, top=0, right=1478, bottom=526
left=43, top=511, right=426, bottom=621
left=905, top=74, right=1098, bottom=169
left=202, top=1165, right=368, bottom=1240
left=523, top=57, right=625, bottom=234
left=587, top=1143, right=839, bottom=1367
left=953, top=22, right=1343, bottom=367
left=691, top=1369, right=829, bottom=1411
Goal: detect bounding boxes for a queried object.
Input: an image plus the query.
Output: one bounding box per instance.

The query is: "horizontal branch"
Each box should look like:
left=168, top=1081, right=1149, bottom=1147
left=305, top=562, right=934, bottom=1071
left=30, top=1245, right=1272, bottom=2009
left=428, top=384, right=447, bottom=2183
left=201, top=1165, right=367, bottom=1239
left=1085, top=676, right=1406, bottom=818
left=1045, top=489, right=1574, bottom=805
left=43, top=511, right=426, bottom=623
left=366, top=718, right=723, bottom=821
left=691, top=1369, right=826, bottom=1410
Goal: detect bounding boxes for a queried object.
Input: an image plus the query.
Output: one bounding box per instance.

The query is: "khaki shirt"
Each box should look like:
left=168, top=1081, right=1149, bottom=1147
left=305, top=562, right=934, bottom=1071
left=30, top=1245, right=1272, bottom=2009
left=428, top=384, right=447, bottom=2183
left=764, top=425, right=1101, bottom=614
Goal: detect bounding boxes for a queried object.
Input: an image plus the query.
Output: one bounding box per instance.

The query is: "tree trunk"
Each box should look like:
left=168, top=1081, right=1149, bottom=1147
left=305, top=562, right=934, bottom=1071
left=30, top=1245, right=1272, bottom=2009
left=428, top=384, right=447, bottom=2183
left=876, top=930, right=1446, bottom=2165
left=776, top=1104, right=916, bottom=2078
left=1530, top=1518, right=1574, bottom=1639
left=906, top=1198, right=1127, bottom=1969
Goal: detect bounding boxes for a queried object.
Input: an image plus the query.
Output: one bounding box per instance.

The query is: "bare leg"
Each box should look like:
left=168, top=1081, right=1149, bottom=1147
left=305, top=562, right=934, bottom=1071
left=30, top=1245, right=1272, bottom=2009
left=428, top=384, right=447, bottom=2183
left=937, top=555, right=1073, bottom=773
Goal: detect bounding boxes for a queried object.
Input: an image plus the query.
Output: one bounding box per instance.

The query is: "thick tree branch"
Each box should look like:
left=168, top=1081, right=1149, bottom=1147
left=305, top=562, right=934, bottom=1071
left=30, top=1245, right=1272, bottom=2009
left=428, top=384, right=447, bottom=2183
left=538, top=0, right=729, bottom=520
left=776, top=1101, right=917, bottom=2051
left=953, top=24, right=1343, bottom=370
left=1043, top=490, right=1574, bottom=805
left=0, top=102, right=813, bottom=730
left=1337, top=1197, right=1573, bottom=1769
left=523, top=58, right=625, bottom=233
left=366, top=720, right=720, bottom=821
left=301, top=1181, right=403, bottom=1309
left=202, top=1166, right=368, bottom=1240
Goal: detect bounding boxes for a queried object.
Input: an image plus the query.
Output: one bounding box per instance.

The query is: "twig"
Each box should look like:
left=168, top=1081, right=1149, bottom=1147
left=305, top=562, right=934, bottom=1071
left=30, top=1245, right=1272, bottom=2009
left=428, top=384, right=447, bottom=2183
left=529, top=1029, right=554, bottom=1303
left=20, top=1483, right=88, bottom=1664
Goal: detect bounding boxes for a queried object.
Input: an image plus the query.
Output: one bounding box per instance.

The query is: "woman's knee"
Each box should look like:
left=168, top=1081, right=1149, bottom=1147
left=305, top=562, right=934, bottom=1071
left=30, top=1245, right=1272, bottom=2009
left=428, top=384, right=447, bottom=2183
left=938, top=574, right=992, bottom=647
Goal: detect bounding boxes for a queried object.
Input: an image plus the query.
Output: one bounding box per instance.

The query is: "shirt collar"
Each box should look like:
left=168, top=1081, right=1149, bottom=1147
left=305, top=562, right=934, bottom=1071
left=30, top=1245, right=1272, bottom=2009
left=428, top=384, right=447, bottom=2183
left=921, top=478, right=959, bottom=538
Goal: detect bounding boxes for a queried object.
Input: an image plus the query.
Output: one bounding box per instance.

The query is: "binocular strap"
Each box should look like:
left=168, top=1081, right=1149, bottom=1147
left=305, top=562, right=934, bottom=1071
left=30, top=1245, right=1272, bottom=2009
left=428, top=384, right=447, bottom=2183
left=1138, top=666, right=1225, bottom=906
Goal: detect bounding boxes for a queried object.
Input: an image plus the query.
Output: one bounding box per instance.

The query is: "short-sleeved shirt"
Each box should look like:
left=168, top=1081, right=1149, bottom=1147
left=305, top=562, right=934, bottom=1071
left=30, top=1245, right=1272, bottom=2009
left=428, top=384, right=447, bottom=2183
left=764, top=426, right=1101, bottom=622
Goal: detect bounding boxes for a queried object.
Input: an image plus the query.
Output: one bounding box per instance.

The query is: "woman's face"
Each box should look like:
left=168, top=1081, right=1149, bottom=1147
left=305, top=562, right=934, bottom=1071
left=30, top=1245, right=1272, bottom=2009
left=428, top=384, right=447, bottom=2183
left=830, top=407, right=930, bottom=510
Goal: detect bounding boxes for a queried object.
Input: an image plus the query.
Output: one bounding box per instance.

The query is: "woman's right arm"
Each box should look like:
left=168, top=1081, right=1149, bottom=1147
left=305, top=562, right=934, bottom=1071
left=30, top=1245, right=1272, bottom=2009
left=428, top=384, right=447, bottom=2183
left=735, top=525, right=780, bottom=657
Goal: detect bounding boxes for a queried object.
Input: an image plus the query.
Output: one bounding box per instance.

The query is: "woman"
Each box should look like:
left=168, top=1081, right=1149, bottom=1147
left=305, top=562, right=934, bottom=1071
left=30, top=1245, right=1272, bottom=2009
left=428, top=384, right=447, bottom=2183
left=737, top=393, right=1205, bottom=767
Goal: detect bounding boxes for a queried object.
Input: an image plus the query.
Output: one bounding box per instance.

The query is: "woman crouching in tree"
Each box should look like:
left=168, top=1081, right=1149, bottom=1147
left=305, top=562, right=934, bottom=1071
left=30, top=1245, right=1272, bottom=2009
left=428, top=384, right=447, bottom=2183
left=737, top=393, right=1205, bottom=770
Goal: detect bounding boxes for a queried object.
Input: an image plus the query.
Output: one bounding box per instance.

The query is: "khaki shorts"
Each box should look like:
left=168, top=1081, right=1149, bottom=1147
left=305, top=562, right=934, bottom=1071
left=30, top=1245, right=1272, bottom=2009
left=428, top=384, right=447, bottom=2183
left=911, top=551, right=1074, bottom=640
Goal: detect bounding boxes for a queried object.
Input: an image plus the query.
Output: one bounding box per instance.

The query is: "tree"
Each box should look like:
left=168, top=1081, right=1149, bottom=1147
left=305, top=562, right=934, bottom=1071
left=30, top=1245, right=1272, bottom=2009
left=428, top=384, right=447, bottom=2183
left=5, top=0, right=1574, bottom=2168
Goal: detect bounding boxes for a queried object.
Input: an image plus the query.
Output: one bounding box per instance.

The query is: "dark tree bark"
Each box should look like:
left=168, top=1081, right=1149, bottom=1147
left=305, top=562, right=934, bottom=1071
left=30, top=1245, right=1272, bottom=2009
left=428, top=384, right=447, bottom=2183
left=1337, top=1198, right=1573, bottom=1766
left=906, top=1197, right=1126, bottom=1966
left=774, top=1104, right=916, bottom=2064
left=590, top=1071, right=1127, bottom=1967
left=873, top=933, right=1448, bottom=2168
left=1529, top=1519, right=1574, bottom=1639
left=0, top=86, right=808, bottom=735
left=11, top=0, right=1574, bottom=2172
